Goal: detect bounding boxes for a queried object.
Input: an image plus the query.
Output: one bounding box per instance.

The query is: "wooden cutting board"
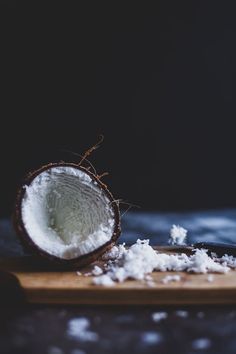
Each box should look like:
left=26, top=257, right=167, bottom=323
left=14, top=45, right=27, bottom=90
left=1, top=247, right=236, bottom=305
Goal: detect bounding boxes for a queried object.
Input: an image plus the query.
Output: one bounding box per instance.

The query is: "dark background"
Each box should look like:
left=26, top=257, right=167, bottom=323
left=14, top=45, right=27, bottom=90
left=1, top=2, right=236, bottom=217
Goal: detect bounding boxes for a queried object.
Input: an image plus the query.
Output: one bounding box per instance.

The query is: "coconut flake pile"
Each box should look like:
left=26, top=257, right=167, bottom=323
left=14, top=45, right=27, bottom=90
left=91, top=240, right=233, bottom=287
left=89, top=224, right=236, bottom=287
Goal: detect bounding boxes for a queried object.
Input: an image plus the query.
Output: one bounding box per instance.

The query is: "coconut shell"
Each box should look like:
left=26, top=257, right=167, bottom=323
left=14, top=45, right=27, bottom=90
left=13, top=162, right=121, bottom=269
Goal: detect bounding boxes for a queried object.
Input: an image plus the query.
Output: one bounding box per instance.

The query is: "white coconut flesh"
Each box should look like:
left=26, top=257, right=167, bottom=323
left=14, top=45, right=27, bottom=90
left=21, top=166, right=115, bottom=260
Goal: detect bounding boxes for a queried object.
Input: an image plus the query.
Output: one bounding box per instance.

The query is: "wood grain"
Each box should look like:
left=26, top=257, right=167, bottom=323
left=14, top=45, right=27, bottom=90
left=1, top=247, right=236, bottom=304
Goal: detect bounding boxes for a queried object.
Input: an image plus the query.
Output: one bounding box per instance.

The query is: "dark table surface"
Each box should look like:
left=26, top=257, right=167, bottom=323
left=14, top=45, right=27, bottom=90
left=1, top=209, right=236, bottom=354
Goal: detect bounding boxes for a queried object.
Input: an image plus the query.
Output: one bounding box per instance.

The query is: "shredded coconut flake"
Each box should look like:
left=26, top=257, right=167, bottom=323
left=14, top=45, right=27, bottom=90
left=84, top=272, right=92, bottom=277
left=207, top=274, right=214, bottom=282
left=146, top=280, right=155, bottom=287
left=102, top=244, right=126, bottom=261
left=92, top=265, right=103, bottom=276
left=220, top=254, right=236, bottom=268
left=169, top=225, right=187, bottom=245
left=92, top=238, right=231, bottom=286
left=92, top=274, right=115, bottom=287
left=187, top=249, right=229, bottom=274
left=87, top=222, right=236, bottom=287
left=161, top=274, right=181, bottom=284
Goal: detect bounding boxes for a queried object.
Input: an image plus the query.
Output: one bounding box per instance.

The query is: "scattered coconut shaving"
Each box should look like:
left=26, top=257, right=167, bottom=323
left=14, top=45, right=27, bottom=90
left=92, top=265, right=103, bottom=276
left=146, top=280, right=155, bottom=287
left=169, top=224, right=187, bottom=245
left=102, top=244, right=126, bottom=261
left=74, top=224, right=236, bottom=287
left=207, top=274, right=214, bottom=282
left=220, top=254, right=236, bottom=268
left=91, top=238, right=233, bottom=286
left=84, top=272, right=92, bottom=277
left=161, top=274, right=181, bottom=284
left=93, top=274, right=115, bottom=287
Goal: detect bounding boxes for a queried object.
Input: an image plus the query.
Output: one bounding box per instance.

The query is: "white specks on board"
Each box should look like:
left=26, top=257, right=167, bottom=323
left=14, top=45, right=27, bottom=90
left=72, top=224, right=236, bottom=289
left=93, top=274, right=115, bottom=287
left=207, top=274, right=214, bottom=282
left=161, top=274, right=181, bottom=284
left=90, top=235, right=232, bottom=287
left=92, top=265, right=103, bottom=276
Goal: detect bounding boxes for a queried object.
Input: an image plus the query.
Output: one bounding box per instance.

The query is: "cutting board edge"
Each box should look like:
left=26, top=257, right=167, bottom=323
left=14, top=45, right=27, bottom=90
left=22, top=287, right=236, bottom=305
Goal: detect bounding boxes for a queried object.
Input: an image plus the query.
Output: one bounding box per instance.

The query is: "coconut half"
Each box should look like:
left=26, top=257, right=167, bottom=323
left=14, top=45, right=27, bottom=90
left=14, top=163, right=121, bottom=267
